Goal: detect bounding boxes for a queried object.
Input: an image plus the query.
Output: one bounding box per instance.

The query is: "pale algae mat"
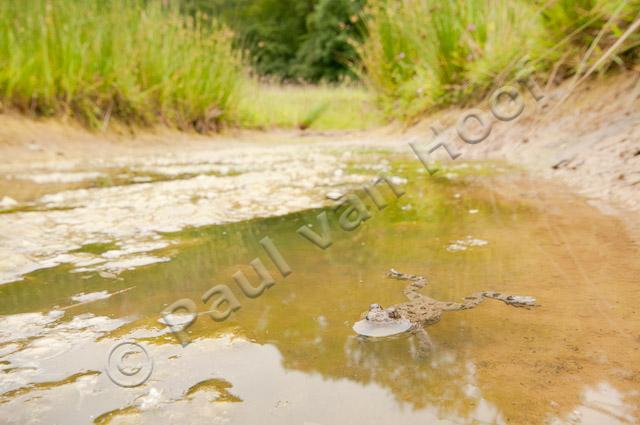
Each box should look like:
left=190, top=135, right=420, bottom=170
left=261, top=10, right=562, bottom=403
left=0, top=140, right=639, bottom=424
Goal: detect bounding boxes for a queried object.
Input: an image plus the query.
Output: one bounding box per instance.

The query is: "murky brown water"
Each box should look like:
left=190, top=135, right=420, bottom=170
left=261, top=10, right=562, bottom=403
left=1, top=154, right=639, bottom=424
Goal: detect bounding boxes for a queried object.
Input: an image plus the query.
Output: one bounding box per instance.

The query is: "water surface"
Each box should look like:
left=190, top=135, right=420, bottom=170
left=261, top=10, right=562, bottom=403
left=1, top=156, right=639, bottom=424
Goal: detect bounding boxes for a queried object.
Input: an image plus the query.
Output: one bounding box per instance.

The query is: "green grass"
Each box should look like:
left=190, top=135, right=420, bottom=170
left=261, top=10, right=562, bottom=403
left=360, top=0, right=640, bottom=123
left=0, top=0, right=382, bottom=132
left=3, top=0, right=635, bottom=132
left=0, top=0, right=243, bottom=130
left=535, top=0, right=640, bottom=74
left=237, top=83, right=384, bottom=130
left=70, top=242, right=119, bottom=255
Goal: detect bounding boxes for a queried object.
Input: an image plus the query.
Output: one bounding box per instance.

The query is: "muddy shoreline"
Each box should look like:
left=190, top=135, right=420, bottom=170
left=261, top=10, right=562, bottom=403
left=2, top=73, right=639, bottom=287
left=404, top=70, right=639, bottom=222
left=1, top=70, right=637, bottom=216
left=1, top=71, right=638, bottom=285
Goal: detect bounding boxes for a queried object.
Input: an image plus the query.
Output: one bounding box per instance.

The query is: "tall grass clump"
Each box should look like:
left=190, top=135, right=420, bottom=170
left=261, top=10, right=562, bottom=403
left=361, top=0, right=639, bottom=123
left=0, top=0, right=243, bottom=130
left=535, top=0, right=640, bottom=76
left=360, top=0, right=543, bottom=122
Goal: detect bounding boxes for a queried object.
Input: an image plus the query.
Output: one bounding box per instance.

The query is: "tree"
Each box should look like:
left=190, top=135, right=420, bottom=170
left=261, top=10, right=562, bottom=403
left=179, top=0, right=366, bottom=82
left=294, top=0, right=366, bottom=82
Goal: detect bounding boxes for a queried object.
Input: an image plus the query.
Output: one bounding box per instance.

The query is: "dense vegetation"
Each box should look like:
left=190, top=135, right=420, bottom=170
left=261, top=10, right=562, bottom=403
left=0, top=0, right=242, bottom=130
left=181, top=0, right=366, bottom=82
left=361, top=0, right=640, bottom=121
left=0, top=0, right=637, bottom=130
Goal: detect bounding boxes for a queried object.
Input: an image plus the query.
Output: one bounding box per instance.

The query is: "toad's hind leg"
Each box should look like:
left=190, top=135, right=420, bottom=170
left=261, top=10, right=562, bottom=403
left=437, top=292, right=486, bottom=311
left=439, top=292, right=537, bottom=311
left=481, top=291, right=537, bottom=308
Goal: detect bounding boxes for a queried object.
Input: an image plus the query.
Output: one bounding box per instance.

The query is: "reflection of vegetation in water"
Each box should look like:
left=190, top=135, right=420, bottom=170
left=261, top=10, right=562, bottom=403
left=93, top=405, right=140, bottom=425
left=185, top=378, right=243, bottom=402
left=70, top=242, right=120, bottom=256
left=0, top=371, right=100, bottom=403
left=90, top=168, right=243, bottom=189
left=2, top=159, right=640, bottom=423
left=0, top=205, right=77, bottom=215
left=92, top=377, right=242, bottom=424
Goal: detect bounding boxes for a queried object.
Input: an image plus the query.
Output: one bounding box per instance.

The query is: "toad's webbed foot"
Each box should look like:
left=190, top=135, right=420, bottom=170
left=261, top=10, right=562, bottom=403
left=505, top=295, right=537, bottom=307
left=482, top=292, right=538, bottom=308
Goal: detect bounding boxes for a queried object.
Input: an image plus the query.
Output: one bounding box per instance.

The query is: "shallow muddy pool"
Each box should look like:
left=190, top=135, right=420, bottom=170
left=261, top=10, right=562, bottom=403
left=1, top=151, right=639, bottom=425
